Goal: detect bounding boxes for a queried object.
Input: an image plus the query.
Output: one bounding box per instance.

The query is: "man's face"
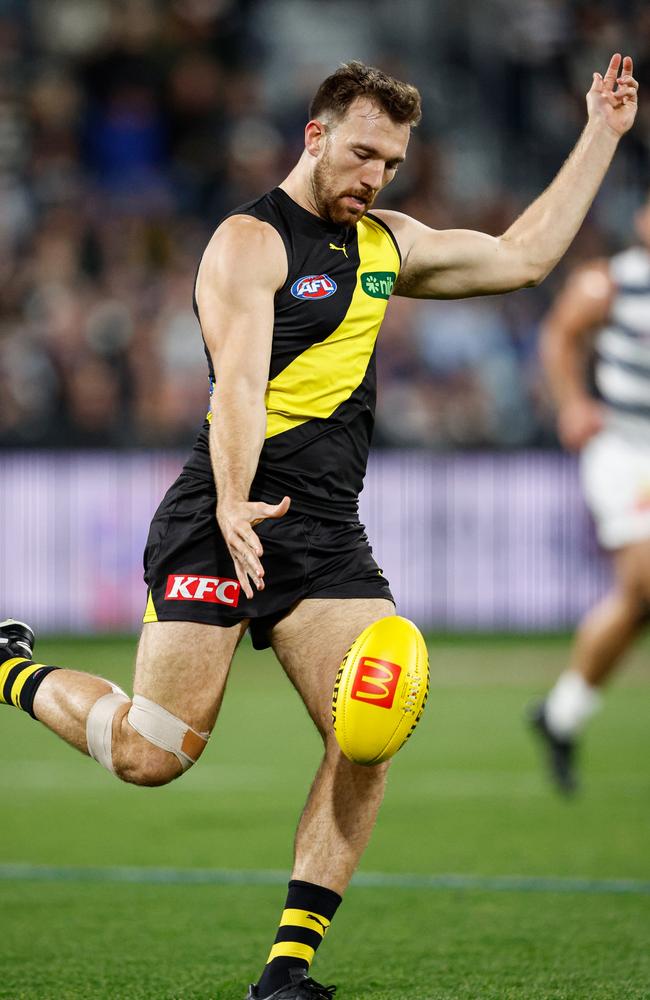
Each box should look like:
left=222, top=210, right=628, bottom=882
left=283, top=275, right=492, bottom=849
left=309, top=97, right=410, bottom=226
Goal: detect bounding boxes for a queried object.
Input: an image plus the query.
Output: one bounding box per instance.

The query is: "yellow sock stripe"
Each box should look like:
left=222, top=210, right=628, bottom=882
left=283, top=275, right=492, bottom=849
left=267, top=942, right=315, bottom=966
left=0, top=657, right=28, bottom=698
left=11, top=663, right=46, bottom=708
left=279, top=909, right=330, bottom=937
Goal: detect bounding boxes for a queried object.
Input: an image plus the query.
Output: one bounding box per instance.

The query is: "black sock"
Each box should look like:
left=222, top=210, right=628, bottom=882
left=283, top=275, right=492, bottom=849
left=255, top=880, right=342, bottom=996
left=0, top=652, right=59, bottom=719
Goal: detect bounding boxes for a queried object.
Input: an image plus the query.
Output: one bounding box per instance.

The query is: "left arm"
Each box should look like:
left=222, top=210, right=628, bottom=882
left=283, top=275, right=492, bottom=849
left=385, top=54, right=638, bottom=300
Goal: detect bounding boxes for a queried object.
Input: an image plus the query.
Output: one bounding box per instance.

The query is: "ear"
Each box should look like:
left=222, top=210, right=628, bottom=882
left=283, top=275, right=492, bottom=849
left=305, top=119, right=327, bottom=158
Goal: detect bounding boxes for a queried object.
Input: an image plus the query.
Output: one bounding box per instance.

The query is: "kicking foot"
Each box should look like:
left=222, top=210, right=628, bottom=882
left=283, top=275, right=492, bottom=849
left=0, top=619, right=35, bottom=660
left=528, top=700, right=578, bottom=795
left=246, top=968, right=337, bottom=999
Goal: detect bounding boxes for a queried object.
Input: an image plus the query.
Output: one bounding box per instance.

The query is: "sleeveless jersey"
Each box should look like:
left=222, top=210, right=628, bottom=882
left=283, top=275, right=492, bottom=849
left=594, top=246, right=650, bottom=436
left=183, top=186, right=401, bottom=520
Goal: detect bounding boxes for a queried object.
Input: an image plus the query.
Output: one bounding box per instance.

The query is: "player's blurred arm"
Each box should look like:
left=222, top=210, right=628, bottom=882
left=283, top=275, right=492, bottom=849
left=196, top=216, right=290, bottom=598
left=385, top=54, right=638, bottom=299
left=540, top=263, right=613, bottom=450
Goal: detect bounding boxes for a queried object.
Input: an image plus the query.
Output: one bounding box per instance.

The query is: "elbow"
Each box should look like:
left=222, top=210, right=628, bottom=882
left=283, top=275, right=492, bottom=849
left=499, top=235, right=558, bottom=289
left=520, top=258, right=558, bottom=289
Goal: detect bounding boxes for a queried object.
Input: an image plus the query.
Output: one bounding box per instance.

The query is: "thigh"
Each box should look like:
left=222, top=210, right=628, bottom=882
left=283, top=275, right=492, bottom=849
left=133, top=619, right=248, bottom=732
left=270, top=598, right=395, bottom=736
left=614, top=539, right=650, bottom=606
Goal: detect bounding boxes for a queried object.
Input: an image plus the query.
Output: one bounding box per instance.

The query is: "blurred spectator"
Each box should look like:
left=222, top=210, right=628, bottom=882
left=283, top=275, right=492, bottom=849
left=1, top=0, right=649, bottom=451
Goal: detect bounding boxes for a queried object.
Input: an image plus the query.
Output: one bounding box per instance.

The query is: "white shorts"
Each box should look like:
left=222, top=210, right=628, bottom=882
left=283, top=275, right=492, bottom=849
left=580, top=425, right=650, bottom=550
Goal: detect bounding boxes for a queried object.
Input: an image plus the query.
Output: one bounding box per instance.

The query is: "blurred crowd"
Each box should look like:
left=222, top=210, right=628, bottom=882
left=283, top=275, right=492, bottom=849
left=2, top=0, right=650, bottom=450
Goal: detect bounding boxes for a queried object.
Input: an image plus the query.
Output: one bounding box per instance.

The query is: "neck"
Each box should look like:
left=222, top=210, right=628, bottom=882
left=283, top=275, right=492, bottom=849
left=279, top=155, right=323, bottom=220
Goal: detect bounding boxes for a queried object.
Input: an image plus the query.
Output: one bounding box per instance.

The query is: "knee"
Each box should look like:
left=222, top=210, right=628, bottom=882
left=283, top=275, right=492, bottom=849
left=325, top=733, right=392, bottom=780
left=615, top=547, right=650, bottom=619
left=86, top=691, right=209, bottom=786
left=112, top=723, right=183, bottom=787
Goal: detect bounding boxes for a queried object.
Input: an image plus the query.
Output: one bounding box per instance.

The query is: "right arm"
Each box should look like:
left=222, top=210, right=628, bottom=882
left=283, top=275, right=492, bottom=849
left=196, top=215, right=290, bottom=598
left=539, top=261, right=614, bottom=450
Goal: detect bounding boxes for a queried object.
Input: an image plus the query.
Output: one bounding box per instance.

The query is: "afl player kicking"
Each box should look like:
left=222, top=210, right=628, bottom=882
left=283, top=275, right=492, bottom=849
left=1, top=56, right=638, bottom=998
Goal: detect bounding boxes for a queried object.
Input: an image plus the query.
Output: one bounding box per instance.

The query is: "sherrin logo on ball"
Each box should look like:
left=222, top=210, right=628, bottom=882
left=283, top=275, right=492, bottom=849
left=332, top=616, right=429, bottom=766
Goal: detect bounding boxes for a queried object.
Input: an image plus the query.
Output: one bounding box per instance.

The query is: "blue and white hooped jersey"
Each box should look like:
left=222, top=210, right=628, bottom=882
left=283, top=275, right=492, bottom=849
left=595, top=246, right=650, bottom=435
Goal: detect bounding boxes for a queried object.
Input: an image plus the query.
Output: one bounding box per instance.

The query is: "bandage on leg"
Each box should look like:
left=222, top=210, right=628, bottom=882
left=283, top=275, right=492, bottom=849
left=86, top=683, right=129, bottom=774
left=127, top=695, right=209, bottom=771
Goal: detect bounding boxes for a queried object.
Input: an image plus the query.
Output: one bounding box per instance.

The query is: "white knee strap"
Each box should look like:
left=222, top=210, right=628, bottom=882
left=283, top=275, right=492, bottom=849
left=127, top=695, right=208, bottom=772
left=86, top=684, right=129, bottom=774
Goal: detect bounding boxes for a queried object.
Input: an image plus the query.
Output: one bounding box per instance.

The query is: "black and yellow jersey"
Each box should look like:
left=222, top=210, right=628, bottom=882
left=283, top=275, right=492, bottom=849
left=184, top=186, right=401, bottom=520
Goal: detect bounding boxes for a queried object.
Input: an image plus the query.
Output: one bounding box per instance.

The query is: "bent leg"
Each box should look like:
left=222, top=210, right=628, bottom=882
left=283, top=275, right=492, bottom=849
left=32, top=619, right=246, bottom=785
left=544, top=541, right=650, bottom=741
left=271, top=598, right=396, bottom=895
left=569, top=543, right=650, bottom=688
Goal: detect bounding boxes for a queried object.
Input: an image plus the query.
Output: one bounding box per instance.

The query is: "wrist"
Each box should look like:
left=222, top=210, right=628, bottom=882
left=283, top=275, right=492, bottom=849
left=585, top=115, right=622, bottom=143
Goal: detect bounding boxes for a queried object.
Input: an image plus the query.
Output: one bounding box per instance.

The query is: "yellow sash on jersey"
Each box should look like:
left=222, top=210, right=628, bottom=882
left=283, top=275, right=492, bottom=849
left=264, top=216, right=400, bottom=439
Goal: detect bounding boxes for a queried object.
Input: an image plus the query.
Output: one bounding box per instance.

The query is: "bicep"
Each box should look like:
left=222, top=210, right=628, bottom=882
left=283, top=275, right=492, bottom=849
left=196, top=218, right=287, bottom=393
left=395, top=223, right=532, bottom=299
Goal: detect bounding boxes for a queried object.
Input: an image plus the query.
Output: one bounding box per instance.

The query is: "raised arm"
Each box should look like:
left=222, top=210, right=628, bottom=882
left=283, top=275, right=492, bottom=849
left=196, top=215, right=290, bottom=598
left=540, top=261, right=614, bottom=450
left=382, top=54, right=638, bottom=300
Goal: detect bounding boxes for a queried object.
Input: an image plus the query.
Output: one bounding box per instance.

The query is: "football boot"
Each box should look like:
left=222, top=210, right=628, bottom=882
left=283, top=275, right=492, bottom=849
left=245, top=968, right=337, bottom=999
left=0, top=619, right=35, bottom=660
left=528, top=700, right=578, bottom=795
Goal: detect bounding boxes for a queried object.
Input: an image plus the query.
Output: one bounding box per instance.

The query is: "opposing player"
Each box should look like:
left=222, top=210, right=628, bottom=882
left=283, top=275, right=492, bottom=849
left=1, top=57, right=638, bottom=998
left=530, top=191, right=650, bottom=795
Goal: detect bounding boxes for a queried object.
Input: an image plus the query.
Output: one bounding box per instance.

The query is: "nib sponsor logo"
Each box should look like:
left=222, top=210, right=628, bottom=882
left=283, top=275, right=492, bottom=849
left=165, top=575, right=240, bottom=607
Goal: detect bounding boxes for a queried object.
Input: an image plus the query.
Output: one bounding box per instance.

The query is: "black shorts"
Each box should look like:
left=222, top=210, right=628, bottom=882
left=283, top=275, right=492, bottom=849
left=142, top=472, right=394, bottom=649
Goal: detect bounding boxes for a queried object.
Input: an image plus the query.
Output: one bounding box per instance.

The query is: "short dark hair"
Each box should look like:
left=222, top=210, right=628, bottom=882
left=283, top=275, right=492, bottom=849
left=309, top=61, right=422, bottom=128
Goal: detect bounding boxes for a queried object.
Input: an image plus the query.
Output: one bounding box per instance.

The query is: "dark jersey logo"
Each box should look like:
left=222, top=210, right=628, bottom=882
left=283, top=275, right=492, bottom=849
left=291, top=274, right=337, bottom=300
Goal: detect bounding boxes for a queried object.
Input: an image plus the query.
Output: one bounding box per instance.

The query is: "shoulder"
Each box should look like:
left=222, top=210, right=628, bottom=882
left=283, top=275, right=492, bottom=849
left=369, top=209, right=427, bottom=260
left=198, top=215, right=288, bottom=296
left=562, top=258, right=614, bottom=304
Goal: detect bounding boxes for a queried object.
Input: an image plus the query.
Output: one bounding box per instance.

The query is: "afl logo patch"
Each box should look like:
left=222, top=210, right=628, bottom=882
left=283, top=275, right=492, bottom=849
left=291, top=274, right=337, bottom=300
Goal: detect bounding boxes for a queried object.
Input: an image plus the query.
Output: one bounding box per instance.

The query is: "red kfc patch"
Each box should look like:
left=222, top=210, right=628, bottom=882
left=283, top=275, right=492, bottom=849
left=165, top=575, right=240, bottom=607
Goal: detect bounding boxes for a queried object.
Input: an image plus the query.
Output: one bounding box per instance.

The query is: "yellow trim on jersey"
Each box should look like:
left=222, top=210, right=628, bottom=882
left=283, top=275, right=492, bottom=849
left=279, top=909, right=330, bottom=937
left=264, top=215, right=400, bottom=439
left=267, top=942, right=316, bottom=965
left=143, top=590, right=159, bottom=624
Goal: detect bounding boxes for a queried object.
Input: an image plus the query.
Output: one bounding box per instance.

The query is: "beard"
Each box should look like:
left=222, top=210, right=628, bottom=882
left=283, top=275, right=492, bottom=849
left=311, top=148, right=375, bottom=226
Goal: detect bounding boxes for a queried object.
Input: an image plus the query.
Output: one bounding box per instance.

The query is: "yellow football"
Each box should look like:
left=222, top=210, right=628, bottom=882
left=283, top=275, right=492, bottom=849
left=332, top=615, right=429, bottom=765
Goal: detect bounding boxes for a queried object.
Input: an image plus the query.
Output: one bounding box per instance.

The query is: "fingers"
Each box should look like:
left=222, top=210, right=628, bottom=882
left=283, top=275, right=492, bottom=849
left=251, top=495, right=292, bottom=525
left=219, top=496, right=293, bottom=599
left=602, top=52, right=622, bottom=89
left=233, top=559, right=254, bottom=601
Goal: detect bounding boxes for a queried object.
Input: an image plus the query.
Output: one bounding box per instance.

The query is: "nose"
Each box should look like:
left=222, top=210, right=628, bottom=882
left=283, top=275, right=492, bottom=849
left=360, top=161, right=384, bottom=191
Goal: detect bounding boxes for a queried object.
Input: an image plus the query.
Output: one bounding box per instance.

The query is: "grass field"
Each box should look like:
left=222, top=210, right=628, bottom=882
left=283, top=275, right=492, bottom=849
left=2, top=633, right=650, bottom=1000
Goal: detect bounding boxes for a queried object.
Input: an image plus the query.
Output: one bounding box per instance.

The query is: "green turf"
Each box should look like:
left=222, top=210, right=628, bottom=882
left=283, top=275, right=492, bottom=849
left=2, top=634, right=650, bottom=999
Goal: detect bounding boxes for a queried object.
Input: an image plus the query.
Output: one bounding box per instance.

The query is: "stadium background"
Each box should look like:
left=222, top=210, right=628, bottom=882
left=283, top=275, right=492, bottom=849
left=4, top=0, right=650, bottom=630
left=2, top=4, right=650, bottom=1000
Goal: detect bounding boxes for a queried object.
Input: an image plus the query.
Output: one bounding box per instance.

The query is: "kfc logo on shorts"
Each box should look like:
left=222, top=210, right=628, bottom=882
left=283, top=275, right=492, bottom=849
left=350, top=657, right=402, bottom=710
left=165, top=575, right=240, bottom=607
left=290, top=274, right=337, bottom=300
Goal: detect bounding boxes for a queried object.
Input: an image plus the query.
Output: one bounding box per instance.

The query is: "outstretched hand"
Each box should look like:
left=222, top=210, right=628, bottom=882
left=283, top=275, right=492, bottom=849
left=587, top=54, right=639, bottom=137
left=217, top=495, right=291, bottom=599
